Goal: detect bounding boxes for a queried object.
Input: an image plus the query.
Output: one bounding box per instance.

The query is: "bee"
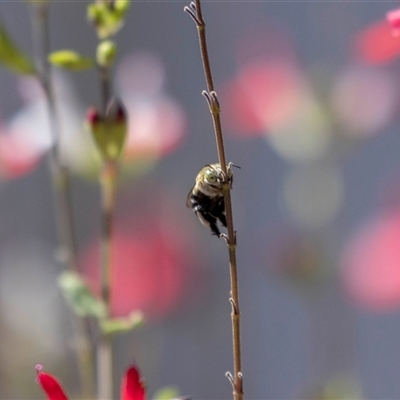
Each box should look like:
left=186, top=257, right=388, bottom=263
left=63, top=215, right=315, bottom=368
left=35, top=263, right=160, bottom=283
left=186, top=163, right=237, bottom=237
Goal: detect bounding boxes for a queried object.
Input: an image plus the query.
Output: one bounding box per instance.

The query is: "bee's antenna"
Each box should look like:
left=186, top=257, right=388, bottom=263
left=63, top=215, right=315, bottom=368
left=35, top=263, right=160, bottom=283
left=228, top=162, right=241, bottom=170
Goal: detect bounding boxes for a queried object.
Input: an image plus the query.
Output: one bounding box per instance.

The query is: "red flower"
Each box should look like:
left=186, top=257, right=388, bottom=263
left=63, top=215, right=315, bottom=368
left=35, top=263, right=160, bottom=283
left=36, top=365, right=68, bottom=400
left=121, top=366, right=146, bottom=400
left=36, top=364, right=146, bottom=400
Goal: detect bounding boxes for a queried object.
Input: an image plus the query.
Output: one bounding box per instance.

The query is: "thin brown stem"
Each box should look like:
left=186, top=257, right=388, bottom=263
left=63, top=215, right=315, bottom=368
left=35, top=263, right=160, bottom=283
left=185, top=2, right=243, bottom=399
left=30, top=3, right=95, bottom=398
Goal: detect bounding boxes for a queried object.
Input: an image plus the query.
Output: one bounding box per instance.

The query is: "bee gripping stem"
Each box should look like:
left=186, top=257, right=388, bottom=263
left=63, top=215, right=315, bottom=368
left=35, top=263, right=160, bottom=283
left=185, top=1, right=244, bottom=399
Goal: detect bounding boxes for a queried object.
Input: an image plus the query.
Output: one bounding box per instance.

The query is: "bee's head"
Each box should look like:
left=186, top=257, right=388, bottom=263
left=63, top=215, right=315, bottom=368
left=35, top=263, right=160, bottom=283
left=204, top=167, right=220, bottom=184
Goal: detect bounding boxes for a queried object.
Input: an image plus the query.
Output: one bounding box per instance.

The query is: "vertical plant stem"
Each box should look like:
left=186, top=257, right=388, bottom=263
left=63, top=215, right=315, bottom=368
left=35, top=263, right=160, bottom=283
left=185, top=1, right=243, bottom=399
left=96, top=57, right=115, bottom=398
left=99, top=66, right=111, bottom=117
left=30, top=3, right=95, bottom=398
left=31, top=2, right=78, bottom=270
left=98, top=160, right=117, bottom=400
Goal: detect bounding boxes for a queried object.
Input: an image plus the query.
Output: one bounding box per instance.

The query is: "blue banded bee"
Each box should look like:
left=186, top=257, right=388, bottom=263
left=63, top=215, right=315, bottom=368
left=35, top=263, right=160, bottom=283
left=186, top=163, right=238, bottom=237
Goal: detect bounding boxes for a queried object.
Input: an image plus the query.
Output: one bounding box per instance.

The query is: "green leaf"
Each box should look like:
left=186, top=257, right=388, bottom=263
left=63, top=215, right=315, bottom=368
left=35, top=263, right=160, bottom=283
left=100, top=311, right=144, bottom=335
left=0, top=22, right=35, bottom=75
left=48, top=50, right=94, bottom=71
left=87, top=1, right=130, bottom=39
left=58, top=271, right=107, bottom=318
left=152, top=386, right=181, bottom=400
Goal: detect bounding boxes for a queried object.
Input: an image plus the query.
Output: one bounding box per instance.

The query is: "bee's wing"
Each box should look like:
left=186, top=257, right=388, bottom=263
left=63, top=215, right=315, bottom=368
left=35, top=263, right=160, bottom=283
left=186, top=185, right=195, bottom=209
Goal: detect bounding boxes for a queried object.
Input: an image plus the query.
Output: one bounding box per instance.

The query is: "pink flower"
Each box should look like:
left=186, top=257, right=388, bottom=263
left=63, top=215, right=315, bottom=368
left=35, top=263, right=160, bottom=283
left=221, top=61, right=302, bottom=137
left=353, top=19, right=400, bottom=64
left=340, top=210, right=400, bottom=311
left=82, top=230, right=190, bottom=319
left=80, top=203, right=194, bottom=320
left=331, top=66, right=397, bottom=137
left=0, top=127, right=41, bottom=178
left=117, top=52, right=186, bottom=163
left=36, top=364, right=146, bottom=400
left=1, top=52, right=187, bottom=180
left=387, top=8, right=400, bottom=37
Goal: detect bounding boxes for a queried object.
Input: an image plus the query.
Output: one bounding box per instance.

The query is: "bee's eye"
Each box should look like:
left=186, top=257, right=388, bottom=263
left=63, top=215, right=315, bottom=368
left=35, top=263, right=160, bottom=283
left=205, top=169, right=217, bottom=183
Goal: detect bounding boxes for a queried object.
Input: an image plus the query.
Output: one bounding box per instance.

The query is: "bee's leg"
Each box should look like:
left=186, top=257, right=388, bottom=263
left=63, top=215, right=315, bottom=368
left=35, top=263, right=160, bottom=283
left=209, top=222, right=222, bottom=237
left=212, top=199, right=227, bottom=228
left=195, top=210, right=221, bottom=236
left=219, top=213, right=227, bottom=228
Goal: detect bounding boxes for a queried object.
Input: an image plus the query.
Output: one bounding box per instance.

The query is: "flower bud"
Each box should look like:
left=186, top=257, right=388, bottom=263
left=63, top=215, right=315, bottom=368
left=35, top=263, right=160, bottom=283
left=87, top=1, right=130, bottom=39
left=86, top=99, right=127, bottom=161
left=97, top=40, right=117, bottom=67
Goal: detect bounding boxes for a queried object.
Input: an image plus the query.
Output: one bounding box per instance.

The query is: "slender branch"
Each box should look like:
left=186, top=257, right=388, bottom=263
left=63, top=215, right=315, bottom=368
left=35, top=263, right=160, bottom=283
left=99, top=66, right=111, bottom=117
left=31, top=1, right=78, bottom=271
left=97, top=160, right=117, bottom=400
left=185, top=2, right=243, bottom=400
left=30, top=4, right=95, bottom=398
left=100, top=161, right=116, bottom=311
left=96, top=63, right=115, bottom=400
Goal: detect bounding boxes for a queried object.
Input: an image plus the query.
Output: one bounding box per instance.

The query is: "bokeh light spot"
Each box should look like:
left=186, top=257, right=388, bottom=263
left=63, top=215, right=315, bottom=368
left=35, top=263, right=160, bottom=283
left=353, top=19, right=400, bottom=64
left=341, top=210, right=400, bottom=311
left=282, top=165, right=344, bottom=229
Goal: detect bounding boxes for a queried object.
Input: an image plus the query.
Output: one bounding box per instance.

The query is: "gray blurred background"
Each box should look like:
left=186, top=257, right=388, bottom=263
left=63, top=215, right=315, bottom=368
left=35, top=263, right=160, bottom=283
left=1, top=1, right=400, bottom=399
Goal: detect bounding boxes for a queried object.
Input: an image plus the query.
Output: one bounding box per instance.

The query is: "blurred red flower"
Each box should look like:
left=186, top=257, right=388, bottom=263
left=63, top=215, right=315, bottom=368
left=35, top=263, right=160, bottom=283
left=117, top=52, right=186, bottom=163
left=123, top=96, right=186, bottom=163
left=0, top=127, right=41, bottom=178
left=341, top=210, right=400, bottom=311
left=0, top=51, right=186, bottom=180
left=387, top=8, right=400, bottom=37
left=331, top=66, right=397, bottom=137
left=353, top=19, right=400, bottom=64
left=36, top=364, right=145, bottom=400
left=81, top=219, right=191, bottom=320
left=221, top=61, right=302, bottom=137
